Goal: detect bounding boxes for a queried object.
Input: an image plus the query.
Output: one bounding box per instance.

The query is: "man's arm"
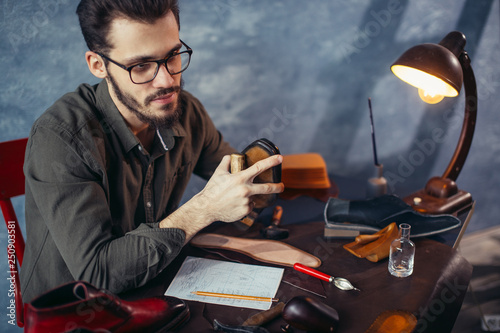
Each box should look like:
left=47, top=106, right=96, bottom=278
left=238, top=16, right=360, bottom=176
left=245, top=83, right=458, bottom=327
left=22, top=125, right=185, bottom=296
left=23, top=119, right=283, bottom=298
left=160, top=154, right=284, bottom=242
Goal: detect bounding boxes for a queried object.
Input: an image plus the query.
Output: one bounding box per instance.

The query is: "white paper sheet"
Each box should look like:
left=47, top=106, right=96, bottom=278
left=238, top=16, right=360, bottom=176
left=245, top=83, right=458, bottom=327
left=165, top=256, right=284, bottom=310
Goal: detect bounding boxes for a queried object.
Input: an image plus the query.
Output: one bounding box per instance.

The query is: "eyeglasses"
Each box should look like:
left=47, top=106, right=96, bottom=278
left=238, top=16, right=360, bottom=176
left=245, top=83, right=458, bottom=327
left=97, top=40, right=192, bottom=84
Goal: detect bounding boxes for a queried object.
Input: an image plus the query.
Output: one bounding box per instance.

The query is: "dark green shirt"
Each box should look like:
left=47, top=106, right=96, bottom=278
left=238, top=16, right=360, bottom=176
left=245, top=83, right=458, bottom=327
left=21, top=80, right=235, bottom=303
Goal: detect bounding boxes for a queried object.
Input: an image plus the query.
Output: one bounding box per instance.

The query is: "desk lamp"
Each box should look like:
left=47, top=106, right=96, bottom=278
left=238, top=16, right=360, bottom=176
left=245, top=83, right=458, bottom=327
left=391, top=31, right=476, bottom=215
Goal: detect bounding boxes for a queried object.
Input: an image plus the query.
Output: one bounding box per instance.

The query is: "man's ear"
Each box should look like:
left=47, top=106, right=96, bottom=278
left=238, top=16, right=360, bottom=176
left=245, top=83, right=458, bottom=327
left=85, top=51, right=107, bottom=79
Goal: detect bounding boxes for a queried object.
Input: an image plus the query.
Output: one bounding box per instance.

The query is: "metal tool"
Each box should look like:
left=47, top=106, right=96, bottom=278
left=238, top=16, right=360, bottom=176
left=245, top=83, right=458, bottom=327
left=368, top=97, right=379, bottom=167
left=213, top=319, right=270, bottom=333
left=260, top=205, right=289, bottom=240
left=367, top=97, right=387, bottom=198
left=294, top=263, right=360, bottom=291
left=281, top=279, right=326, bottom=299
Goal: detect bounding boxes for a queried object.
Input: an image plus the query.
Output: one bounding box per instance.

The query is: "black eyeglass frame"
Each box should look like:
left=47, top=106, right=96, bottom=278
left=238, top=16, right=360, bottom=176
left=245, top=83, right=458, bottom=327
left=97, top=40, right=192, bottom=84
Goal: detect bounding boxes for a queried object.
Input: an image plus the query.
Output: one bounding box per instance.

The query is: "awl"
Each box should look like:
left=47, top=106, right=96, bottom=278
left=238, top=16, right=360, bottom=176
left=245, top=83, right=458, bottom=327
left=294, top=263, right=360, bottom=291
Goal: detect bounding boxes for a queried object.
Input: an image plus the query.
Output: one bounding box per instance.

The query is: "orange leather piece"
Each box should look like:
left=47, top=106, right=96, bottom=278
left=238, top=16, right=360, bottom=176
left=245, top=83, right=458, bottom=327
left=364, top=310, right=417, bottom=333
left=282, top=153, right=331, bottom=189
left=343, top=222, right=399, bottom=262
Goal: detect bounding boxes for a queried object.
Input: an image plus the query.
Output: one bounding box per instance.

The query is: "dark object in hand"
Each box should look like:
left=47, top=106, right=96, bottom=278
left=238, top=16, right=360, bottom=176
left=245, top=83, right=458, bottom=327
left=282, top=296, right=339, bottom=332
left=232, top=138, right=282, bottom=230
left=241, top=138, right=282, bottom=209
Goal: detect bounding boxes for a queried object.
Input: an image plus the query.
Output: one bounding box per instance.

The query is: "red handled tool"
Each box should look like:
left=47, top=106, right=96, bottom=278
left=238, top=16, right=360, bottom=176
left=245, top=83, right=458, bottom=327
left=294, top=263, right=360, bottom=291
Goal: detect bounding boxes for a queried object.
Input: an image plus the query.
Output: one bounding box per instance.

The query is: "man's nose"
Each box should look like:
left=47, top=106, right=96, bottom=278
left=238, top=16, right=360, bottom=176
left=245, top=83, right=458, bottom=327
left=152, top=63, right=175, bottom=88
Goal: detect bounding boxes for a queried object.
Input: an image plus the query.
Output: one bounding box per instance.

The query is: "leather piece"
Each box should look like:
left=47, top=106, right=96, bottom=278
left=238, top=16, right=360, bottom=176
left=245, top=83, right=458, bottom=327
left=343, top=222, right=399, bottom=262
left=364, top=310, right=417, bottom=333
left=281, top=153, right=331, bottom=189
left=324, top=194, right=461, bottom=237
left=190, top=233, right=321, bottom=268
left=25, top=281, right=190, bottom=333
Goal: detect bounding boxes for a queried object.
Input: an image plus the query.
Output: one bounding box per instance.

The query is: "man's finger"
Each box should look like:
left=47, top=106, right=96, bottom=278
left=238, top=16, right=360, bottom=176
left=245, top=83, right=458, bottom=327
left=247, top=182, right=285, bottom=196
left=240, top=155, right=283, bottom=178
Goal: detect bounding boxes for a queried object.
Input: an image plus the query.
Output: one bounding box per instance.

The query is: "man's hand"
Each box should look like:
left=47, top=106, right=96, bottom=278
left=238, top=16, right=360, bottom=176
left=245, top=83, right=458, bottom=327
left=199, top=154, right=284, bottom=222
left=159, top=154, right=284, bottom=242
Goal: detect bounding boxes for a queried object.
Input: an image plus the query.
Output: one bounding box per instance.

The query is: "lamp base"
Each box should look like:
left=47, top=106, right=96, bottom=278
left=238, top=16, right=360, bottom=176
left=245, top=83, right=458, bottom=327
left=403, top=177, right=473, bottom=216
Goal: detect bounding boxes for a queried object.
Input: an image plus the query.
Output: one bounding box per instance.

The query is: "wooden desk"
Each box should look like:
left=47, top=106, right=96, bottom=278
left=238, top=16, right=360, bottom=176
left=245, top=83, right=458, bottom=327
left=123, top=220, right=472, bottom=333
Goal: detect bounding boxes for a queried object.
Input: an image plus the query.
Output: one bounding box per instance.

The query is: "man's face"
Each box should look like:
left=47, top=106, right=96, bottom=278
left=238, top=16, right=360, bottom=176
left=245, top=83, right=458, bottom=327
left=105, top=11, right=183, bottom=129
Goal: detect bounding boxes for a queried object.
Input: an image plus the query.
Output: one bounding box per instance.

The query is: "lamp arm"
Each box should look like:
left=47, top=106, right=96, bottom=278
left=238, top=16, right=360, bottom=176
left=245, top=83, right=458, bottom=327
left=441, top=52, right=477, bottom=181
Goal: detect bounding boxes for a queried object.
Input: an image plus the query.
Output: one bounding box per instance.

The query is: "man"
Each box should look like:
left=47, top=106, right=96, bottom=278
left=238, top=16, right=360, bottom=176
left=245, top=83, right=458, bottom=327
left=21, top=0, right=283, bottom=304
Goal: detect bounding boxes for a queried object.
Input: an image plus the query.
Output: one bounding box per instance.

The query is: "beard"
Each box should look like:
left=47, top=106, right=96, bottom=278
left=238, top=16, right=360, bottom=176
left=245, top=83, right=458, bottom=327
left=107, top=73, right=184, bottom=130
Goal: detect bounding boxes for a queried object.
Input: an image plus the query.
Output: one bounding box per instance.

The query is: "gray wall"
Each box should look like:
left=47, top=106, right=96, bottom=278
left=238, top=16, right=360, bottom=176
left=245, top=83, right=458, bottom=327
left=0, top=0, right=499, bottom=331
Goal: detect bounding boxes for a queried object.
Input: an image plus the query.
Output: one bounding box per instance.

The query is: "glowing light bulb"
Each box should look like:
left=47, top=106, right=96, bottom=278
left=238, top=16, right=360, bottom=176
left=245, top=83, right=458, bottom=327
left=391, top=65, right=459, bottom=104
left=418, top=88, right=445, bottom=104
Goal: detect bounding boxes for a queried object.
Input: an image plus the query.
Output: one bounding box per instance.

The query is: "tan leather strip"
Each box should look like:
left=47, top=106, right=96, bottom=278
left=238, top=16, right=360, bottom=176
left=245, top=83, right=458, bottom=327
left=190, top=233, right=321, bottom=268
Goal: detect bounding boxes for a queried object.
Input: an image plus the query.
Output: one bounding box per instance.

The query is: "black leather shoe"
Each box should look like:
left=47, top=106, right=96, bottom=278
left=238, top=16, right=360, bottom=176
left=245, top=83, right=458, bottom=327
left=324, top=194, right=461, bottom=237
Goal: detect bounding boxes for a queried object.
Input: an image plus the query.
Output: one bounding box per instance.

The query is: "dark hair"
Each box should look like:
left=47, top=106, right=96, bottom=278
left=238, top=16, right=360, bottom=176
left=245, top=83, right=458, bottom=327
left=76, top=0, right=180, bottom=53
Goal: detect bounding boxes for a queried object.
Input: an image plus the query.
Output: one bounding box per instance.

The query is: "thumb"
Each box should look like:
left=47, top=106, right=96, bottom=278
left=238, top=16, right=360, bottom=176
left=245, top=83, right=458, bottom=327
left=213, top=154, right=231, bottom=175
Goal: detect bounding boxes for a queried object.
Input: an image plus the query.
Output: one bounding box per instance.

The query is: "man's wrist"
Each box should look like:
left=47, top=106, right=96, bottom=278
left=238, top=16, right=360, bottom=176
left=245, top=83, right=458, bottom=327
left=159, top=195, right=213, bottom=242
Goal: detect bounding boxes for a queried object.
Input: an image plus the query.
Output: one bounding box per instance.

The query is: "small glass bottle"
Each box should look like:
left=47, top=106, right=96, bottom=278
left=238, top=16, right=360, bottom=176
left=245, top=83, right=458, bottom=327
left=388, top=223, right=415, bottom=277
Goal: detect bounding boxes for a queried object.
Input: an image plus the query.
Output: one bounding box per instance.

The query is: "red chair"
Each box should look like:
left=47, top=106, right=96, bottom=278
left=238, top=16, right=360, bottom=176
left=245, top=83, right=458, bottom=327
left=0, top=137, right=28, bottom=327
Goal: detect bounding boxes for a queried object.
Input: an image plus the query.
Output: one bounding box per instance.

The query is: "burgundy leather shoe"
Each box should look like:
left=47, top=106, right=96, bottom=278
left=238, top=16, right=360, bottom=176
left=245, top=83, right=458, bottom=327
left=24, top=281, right=190, bottom=333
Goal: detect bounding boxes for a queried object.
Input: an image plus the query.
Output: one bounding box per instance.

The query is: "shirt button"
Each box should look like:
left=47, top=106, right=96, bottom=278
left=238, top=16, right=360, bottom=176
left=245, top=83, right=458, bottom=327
left=138, top=146, right=142, bottom=151
left=146, top=201, right=152, bottom=208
